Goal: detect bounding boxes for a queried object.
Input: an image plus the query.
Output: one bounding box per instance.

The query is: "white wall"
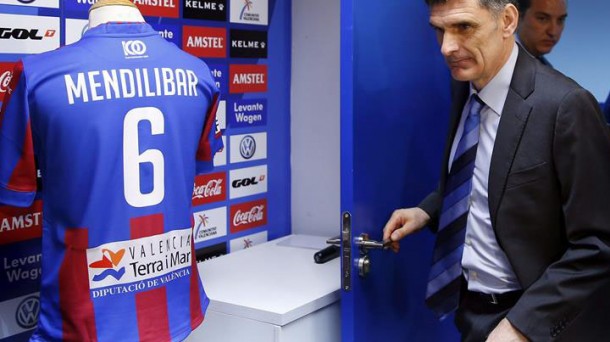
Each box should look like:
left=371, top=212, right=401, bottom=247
left=290, top=0, right=340, bottom=237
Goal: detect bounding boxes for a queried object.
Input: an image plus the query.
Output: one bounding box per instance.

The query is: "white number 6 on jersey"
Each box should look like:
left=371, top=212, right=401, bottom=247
left=123, top=107, right=165, bottom=207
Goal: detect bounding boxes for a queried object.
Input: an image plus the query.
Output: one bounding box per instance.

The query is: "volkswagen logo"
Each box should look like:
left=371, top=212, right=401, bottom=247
left=239, top=135, right=256, bottom=159
left=16, top=295, right=40, bottom=329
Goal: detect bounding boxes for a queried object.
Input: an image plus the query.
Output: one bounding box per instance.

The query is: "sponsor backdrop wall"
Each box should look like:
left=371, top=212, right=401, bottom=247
left=0, top=0, right=291, bottom=340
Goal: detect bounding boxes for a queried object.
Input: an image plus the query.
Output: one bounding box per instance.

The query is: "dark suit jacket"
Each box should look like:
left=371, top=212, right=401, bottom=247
left=419, top=45, right=610, bottom=341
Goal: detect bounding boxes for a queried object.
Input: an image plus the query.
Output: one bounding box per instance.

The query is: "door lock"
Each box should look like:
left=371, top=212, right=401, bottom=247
left=355, top=255, right=371, bottom=277
left=354, top=233, right=388, bottom=277
left=328, top=233, right=388, bottom=279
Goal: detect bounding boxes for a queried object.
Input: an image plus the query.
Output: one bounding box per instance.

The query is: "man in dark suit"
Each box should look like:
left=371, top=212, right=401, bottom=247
left=382, top=0, right=610, bottom=341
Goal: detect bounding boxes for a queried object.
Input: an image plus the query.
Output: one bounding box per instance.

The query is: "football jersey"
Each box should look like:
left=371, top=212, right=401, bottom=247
left=0, top=23, right=222, bottom=341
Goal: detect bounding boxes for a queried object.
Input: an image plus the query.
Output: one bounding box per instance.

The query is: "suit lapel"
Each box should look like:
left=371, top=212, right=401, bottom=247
left=488, top=46, right=535, bottom=227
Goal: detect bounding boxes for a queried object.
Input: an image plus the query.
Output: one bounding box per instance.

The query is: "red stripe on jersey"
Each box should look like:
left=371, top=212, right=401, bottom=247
left=135, top=288, right=171, bottom=342
left=187, top=213, right=204, bottom=329
left=130, top=214, right=171, bottom=342
left=60, top=228, right=98, bottom=341
left=189, top=241, right=204, bottom=329
left=130, top=213, right=164, bottom=239
left=196, top=93, right=220, bottom=162
left=8, top=119, right=37, bottom=192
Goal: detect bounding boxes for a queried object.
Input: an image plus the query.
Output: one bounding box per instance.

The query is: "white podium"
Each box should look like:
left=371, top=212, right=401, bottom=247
left=186, top=234, right=341, bottom=342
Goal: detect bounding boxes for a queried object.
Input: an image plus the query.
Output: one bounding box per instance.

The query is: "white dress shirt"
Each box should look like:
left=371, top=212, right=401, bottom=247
left=448, top=42, right=522, bottom=294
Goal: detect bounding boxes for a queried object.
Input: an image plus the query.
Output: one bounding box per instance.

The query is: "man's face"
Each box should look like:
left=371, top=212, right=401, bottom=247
left=517, top=0, right=567, bottom=57
left=429, top=0, right=516, bottom=90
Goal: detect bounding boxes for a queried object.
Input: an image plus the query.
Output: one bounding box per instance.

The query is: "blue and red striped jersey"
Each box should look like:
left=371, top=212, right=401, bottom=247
left=0, top=22, right=222, bottom=342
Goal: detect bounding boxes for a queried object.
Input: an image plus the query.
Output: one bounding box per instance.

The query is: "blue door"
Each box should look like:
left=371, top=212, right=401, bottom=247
left=340, top=1, right=460, bottom=341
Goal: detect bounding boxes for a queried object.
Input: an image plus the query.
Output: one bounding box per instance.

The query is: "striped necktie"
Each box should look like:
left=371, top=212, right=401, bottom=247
left=425, top=94, right=483, bottom=319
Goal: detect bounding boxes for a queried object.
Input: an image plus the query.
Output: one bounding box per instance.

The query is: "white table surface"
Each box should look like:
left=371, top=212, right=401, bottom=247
left=197, top=234, right=340, bottom=326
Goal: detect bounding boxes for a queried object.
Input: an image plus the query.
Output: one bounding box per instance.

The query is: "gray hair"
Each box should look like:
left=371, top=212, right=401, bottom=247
left=425, top=0, right=520, bottom=16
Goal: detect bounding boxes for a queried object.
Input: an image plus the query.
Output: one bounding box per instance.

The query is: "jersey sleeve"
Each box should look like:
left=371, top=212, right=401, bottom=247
left=195, top=91, right=223, bottom=174
left=0, top=61, right=37, bottom=207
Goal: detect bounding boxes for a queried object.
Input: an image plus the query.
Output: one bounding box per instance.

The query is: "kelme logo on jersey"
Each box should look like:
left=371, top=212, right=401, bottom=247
left=122, top=40, right=148, bottom=59
left=183, top=0, right=227, bottom=21
left=133, top=0, right=179, bottom=18
left=183, top=26, right=227, bottom=58
left=86, top=229, right=192, bottom=298
left=229, top=99, right=267, bottom=128
left=230, top=0, right=268, bottom=26
left=229, top=64, right=267, bottom=93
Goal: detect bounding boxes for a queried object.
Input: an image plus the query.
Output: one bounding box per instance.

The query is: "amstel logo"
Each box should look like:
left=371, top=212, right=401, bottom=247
left=88, top=248, right=126, bottom=282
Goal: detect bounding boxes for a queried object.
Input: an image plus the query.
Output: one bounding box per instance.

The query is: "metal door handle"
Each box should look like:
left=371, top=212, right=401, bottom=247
left=354, top=233, right=388, bottom=251
left=327, top=233, right=387, bottom=279
left=354, top=233, right=387, bottom=250
left=326, top=233, right=388, bottom=251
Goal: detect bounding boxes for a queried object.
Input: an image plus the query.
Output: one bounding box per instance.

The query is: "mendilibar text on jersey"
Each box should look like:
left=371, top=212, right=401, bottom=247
left=64, top=67, right=200, bottom=105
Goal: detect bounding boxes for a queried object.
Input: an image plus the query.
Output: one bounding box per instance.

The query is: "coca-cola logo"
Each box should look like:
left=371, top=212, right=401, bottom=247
left=230, top=198, right=267, bottom=233
left=192, top=172, right=227, bottom=206
left=0, top=70, right=12, bottom=93
left=233, top=205, right=265, bottom=226
left=193, top=179, right=223, bottom=199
